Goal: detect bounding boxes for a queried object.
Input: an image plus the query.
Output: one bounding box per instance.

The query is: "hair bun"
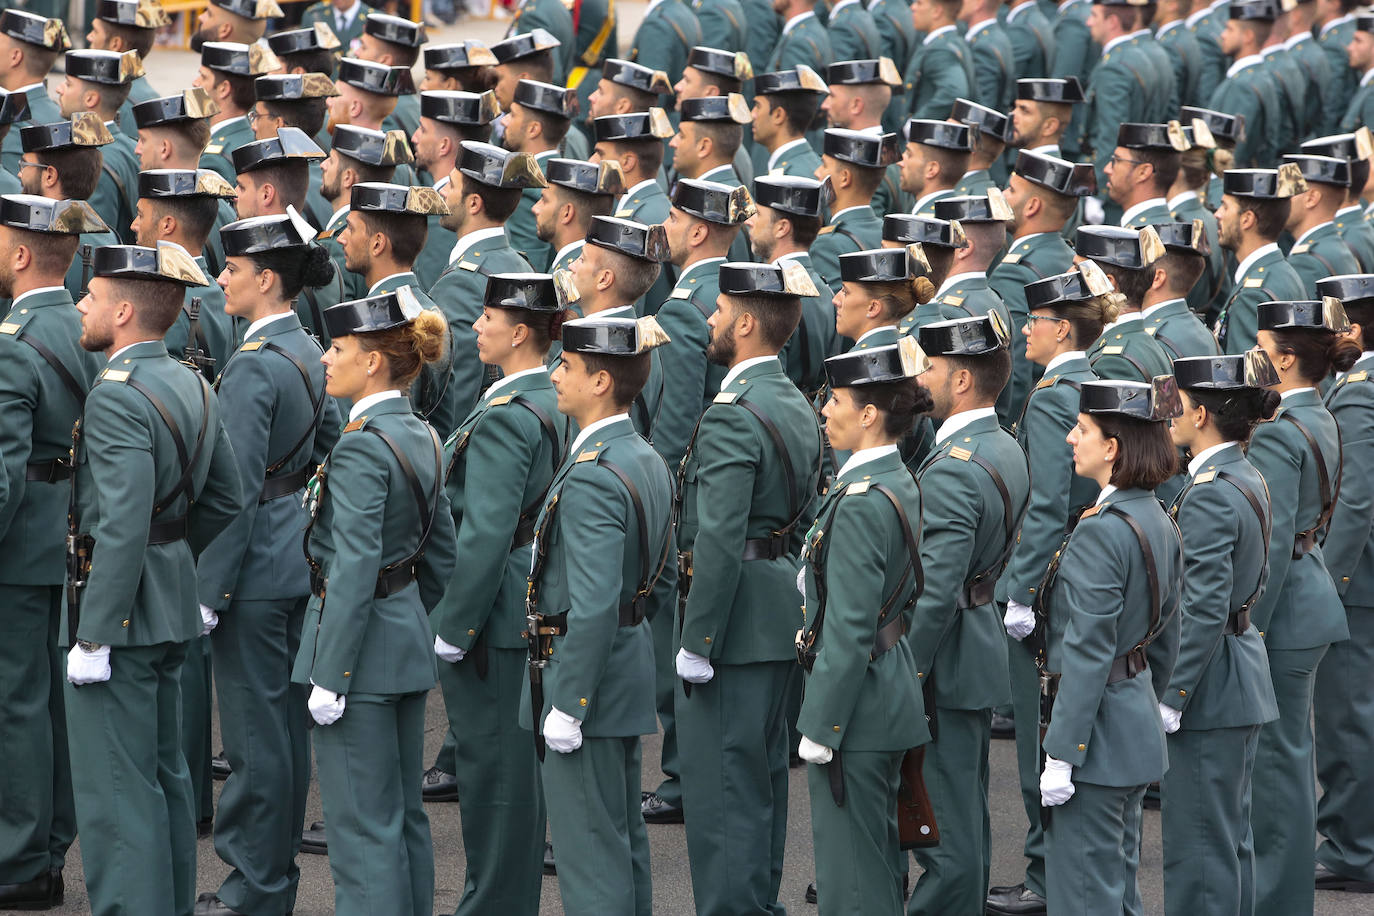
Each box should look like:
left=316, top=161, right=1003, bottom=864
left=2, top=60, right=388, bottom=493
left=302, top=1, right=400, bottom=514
left=911, top=275, right=936, bottom=305
left=409, top=308, right=450, bottom=366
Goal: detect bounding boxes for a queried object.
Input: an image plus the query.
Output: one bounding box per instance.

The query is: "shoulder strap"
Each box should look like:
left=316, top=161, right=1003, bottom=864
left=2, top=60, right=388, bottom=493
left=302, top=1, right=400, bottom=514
left=1100, top=503, right=1173, bottom=656
left=832, top=225, right=863, bottom=250
left=958, top=451, right=1026, bottom=605
left=1091, top=346, right=1151, bottom=383
left=736, top=394, right=811, bottom=540
left=1216, top=468, right=1271, bottom=611
left=596, top=455, right=671, bottom=625
left=16, top=327, right=86, bottom=406
left=261, top=341, right=327, bottom=475
left=366, top=423, right=444, bottom=577
left=1280, top=410, right=1341, bottom=537
left=1149, top=327, right=1184, bottom=362
left=124, top=374, right=212, bottom=518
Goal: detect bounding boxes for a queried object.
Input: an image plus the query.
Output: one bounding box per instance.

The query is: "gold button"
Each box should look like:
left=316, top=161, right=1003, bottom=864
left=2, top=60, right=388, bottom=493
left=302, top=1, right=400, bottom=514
left=467, top=628, right=476, bottom=636
left=124, top=359, right=131, bottom=364
left=833, top=725, right=840, bottom=732
left=121, top=619, right=129, bottom=627
left=1178, top=689, right=1186, bottom=697
left=1078, top=744, right=1086, bottom=752
left=1343, top=577, right=1351, bottom=583
left=1029, top=587, right=1037, bottom=594
left=343, top=671, right=350, bottom=677
left=19, top=309, right=26, bottom=314
left=223, top=593, right=230, bottom=599
left=580, top=697, right=587, bottom=707
left=703, top=637, right=711, bottom=644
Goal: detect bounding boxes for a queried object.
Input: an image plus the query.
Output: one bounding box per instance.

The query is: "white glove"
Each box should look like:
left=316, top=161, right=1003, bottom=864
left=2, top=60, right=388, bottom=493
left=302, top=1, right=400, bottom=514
left=1040, top=755, right=1076, bottom=807
left=308, top=684, right=346, bottom=726
left=199, top=603, right=219, bottom=637
left=1159, top=703, right=1182, bottom=734
left=434, top=634, right=466, bottom=663
left=543, top=706, right=583, bottom=753
left=675, top=647, right=715, bottom=683
left=1084, top=196, right=1106, bottom=225
left=66, top=643, right=111, bottom=685
left=797, top=735, right=834, bottom=764
left=1004, top=600, right=1035, bottom=640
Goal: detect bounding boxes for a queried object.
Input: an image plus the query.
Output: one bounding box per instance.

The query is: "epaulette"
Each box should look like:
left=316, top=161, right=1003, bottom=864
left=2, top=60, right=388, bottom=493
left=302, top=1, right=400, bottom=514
left=204, top=143, right=223, bottom=155
left=669, top=288, right=691, bottom=299
left=844, top=479, right=871, bottom=495
left=1291, top=243, right=1310, bottom=254
left=818, top=225, right=836, bottom=235
left=1102, top=345, right=1124, bottom=355
left=458, top=260, right=479, bottom=271
left=1034, top=375, right=1058, bottom=390
left=0, top=321, right=21, bottom=335
left=948, top=445, right=972, bottom=461
left=240, top=340, right=266, bottom=351
left=1080, top=503, right=1102, bottom=518
left=1342, top=370, right=1370, bottom=384
left=316, top=226, right=340, bottom=241
left=1001, top=252, right=1022, bottom=264
left=942, top=294, right=965, bottom=307
left=1193, top=470, right=1217, bottom=484
left=1243, top=277, right=1263, bottom=288
left=713, top=390, right=740, bottom=404
left=575, top=448, right=600, bottom=462
left=343, top=416, right=367, bottom=432
left=101, top=368, right=130, bottom=383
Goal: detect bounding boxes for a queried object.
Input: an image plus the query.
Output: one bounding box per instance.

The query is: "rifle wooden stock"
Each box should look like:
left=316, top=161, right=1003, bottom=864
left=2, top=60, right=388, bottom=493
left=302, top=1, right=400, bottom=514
left=897, top=745, right=939, bottom=849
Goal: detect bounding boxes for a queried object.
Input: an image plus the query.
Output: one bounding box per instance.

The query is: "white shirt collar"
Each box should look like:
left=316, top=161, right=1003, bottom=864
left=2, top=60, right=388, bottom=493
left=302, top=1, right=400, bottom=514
left=449, top=225, right=507, bottom=264
left=910, top=189, right=948, bottom=215
left=1120, top=197, right=1168, bottom=226
left=1102, top=32, right=1136, bottom=55
left=678, top=256, right=725, bottom=283
left=1293, top=221, right=1333, bottom=247
left=1187, top=441, right=1238, bottom=476
left=1361, top=68, right=1374, bottom=87
left=1008, top=231, right=1050, bottom=250
left=433, top=175, right=450, bottom=191
left=1234, top=242, right=1279, bottom=285
left=1227, top=55, right=1264, bottom=79
left=774, top=251, right=807, bottom=265
left=720, top=354, right=779, bottom=391
left=11, top=285, right=67, bottom=308
left=965, top=18, right=995, bottom=40
left=936, top=271, right=986, bottom=298
left=1045, top=349, right=1086, bottom=372
left=1185, top=8, right=1209, bottom=27
left=923, top=23, right=957, bottom=45
left=108, top=341, right=145, bottom=363
left=553, top=239, right=584, bottom=267
left=1167, top=189, right=1197, bottom=209
left=836, top=444, right=899, bottom=478
left=854, top=325, right=896, bottom=345
left=596, top=304, right=636, bottom=317
left=1095, top=483, right=1118, bottom=505
left=570, top=412, right=632, bottom=454
left=326, top=205, right=349, bottom=231
left=644, top=0, right=667, bottom=15
left=1321, top=12, right=1354, bottom=37
left=1284, top=32, right=1310, bottom=49
left=1338, top=204, right=1364, bottom=218
left=831, top=204, right=869, bottom=222
left=1028, top=143, right=1061, bottom=156
left=767, top=137, right=812, bottom=171
left=216, top=114, right=247, bottom=131
left=1156, top=19, right=1182, bottom=37
left=368, top=271, right=414, bottom=294
left=934, top=406, right=997, bottom=444
left=242, top=311, right=294, bottom=340
left=830, top=0, right=859, bottom=15
left=782, top=10, right=815, bottom=34
left=1102, top=311, right=1143, bottom=333
left=1280, top=386, right=1315, bottom=401
left=1259, top=44, right=1283, bottom=59
left=1141, top=297, right=1185, bottom=319
left=619, top=178, right=659, bottom=210
left=14, top=82, right=43, bottom=94
left=485, top=365, right=546, bottom=398
left=1006, top=1, right=1035, bottom=21
left=349, top=390, right=404, bottom=421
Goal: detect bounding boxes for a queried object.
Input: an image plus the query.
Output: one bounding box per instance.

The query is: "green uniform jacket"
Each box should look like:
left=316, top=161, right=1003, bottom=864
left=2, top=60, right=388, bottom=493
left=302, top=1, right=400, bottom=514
left=910, top=413, right=1028, bottom=708
left=1120, top=199, right=1172, bottom=229
left=871, top=163, right=909, bottom=221
left=692, top=0, right=747, bottom=51
left=955, top=169, right=996, bottom=199
left=203, top=198, right=239, bottom=284
left=1289, top=221, right=1361, bottom=299
left=1335, top=205, right=1374, bottom=273
left=116, top=73, right=159, bottom=139
left=368, top=272, right=452, bottom=433
left=678, top=357, right=822, bottom=663
left=966, top=21, right=1016, bottom=113
left=1156, top=21, right=1200, bottom=108
left=766, top=11, right=834, bottom=73
left=380, top=94, right=421, bottom=154
left=293, top=396, right=458, bottom=695
left=573, top=0, right=619, bottom=70
left=64, top=228, right=119, bottom=304
left=615, top=180, right=674, bottom=314
left=1245, top=390, right=1349, bottom=649
left=1085, top=40, right=1172, bottom=178
left=429, top=230, right=534, bottom=430
left=904, top=27, right=975, bottom=122
left=414, top=205, right=457, bottom=292
left=0, top=288, right=103, bottom=586
left=798, top=450, right=928, bottom=751
left=1001, top=355, right=1098, bottom=608
left=69, top=341, right=245, bottom=646
left=778, top=252, right=837, bottom=395
left=521, top=417, right=677, bottom=736
left=301, top=2, right=374, bottom=49
left=507, top=150, right=558, bottom=271
left=1262, top=49, right=1306, bottom=157
left=1087, top=316, right=1173, bottom=382
left=1340, top=76, right=1374, bottom=134
left=431, top=370, right=567, bottom=651
left=1041, top=488, right=1182, bottom=785
left=937, top=273, right=1018, bottom=425
left=1170, top=192, right=1230, bottom=314
left=990, top=231, right=1075, bottom=420
left=197, top=312, right=339, bottom=607
left=1289, top=35, right=1335, bottom=141
left=810, top=205, right=883, bottom=294
left=317, top=213, right=367, bottom=308
left=1319, top=16, right=1358, bottom=135
left=1323, top=356, right=1374, bottom=605
left=630, top=0, right=702, bottom=85
left=1132, top=32, right=1180, bottom=120
left=870, top=0, right=917, bottom=128
left=200, top=116, right=254, bottom=183
left=163, top=257, right=233, bottom=379
left=1003, top=3, right=1056, bottom=81
left=653, top=257, right=726, bottom=471
left=1216, top=245, right=1306, bottom=355
left=1208, top=60, right=1276, bottom=168
left=762, top=138, right=823, bottom=180
left=89, top=127, right=139, bottom=245
left=743, top=0, right=781, bottom=74
left=1162, top=444, right=1278, bottom=730
left=1187, top=12, right=1227, bottom=106
left=1142, top=298, right=1220, bottom=362
left=1051, top=0, right=1096, bottom=156
left=826, top=1, right=882, bottom=61
left=1, top=82, right=61, bottom=175
left=508, top=0, right=577, bottom=83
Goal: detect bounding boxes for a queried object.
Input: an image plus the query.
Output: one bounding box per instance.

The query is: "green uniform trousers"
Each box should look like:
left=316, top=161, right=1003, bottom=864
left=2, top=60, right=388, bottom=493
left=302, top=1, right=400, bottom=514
left=64, top=640, right=196, bottom=916
left=433, top=730, right=457, bottom=774
left=1006, top=633, right=1047, bottom=897
left=1045, top=781, right=1147, bottom=916
left=179, top=635, right=214, bottom=824
left=540, top=736, right=651, bottom=916
left=1316, top=607, right=1374, bottom=881
left=313, top=690, right=433, bottom=916
left=1162, top=725, right=1260, bottom=916
left=1253, top=644, right=1328, bottom=915
left=211, top=597, right=309, bottom=916
left=437, top=647, right=545, bottom=916
left=649, top=602, right=683, bottom=806
left=677, top=660, right=792, bottom=916
left=907, top=707, right=992, bottom=916
left=808, top=749, right=905, bottom=915
left=0, top=584, right=74, bottom=882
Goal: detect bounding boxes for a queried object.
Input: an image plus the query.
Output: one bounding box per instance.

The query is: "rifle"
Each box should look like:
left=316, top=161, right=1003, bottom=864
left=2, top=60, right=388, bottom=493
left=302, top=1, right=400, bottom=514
left=65, top=419, right=92, bottom=645
left=524, top=492, right=561, bottom=762
left=180, top=296, right=216, bottom=382
left=78, top=244, right=93, bottom=302
left=1029, top=526, right=1073, bottom=829
left=897, top=745, right=939, bottom=849
left=677, top=549, right=692, bottom=698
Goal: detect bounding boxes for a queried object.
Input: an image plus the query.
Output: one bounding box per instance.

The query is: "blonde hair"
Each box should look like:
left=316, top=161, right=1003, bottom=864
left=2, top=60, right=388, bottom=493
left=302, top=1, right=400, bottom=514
left=358, top=307, right=449, bottom=388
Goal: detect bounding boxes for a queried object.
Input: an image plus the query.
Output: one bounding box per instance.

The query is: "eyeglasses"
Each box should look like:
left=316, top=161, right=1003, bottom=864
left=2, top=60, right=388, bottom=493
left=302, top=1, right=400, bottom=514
left=1108, top=154, right=1148, bottom=169
left=1024, top=314, right=1067, bottom=328
left=17, top=161, right=46, bottom=170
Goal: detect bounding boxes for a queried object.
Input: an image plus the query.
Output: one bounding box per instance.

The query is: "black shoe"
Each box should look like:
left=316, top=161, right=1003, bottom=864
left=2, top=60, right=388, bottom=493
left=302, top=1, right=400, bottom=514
left=194, top=894, right=248, bottom=915
left=1142, top=781, right=1161, bottom=810
left=543, top=842, right=556, bottom=875
left=986, top=883, right=1047, bottom=915
left=47, top=869, right=62, bottom=908
left=641, top=792, right=684, bottom=824
left=211, top=753, right=231, bottom=781
left=1316, top=861, right=1374, bottom=893
left=421, top=765, right=459, bottom=802
left=197, top=816, right=214, bottom=839
left=805, top=882, right=817, bottom=904
left=0, top=868, right=58, bottom=910
left=300, top=821, right=328, bottom=856
left=990, top=713, right=1016, bottom=739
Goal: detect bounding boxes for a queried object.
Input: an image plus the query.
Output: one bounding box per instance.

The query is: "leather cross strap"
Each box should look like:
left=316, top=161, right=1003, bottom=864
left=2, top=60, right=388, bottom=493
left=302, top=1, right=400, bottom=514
left=596, top=455, right=672, bottom=627
left=956, top=452, right=1025, bottom=609
left=17, top=327, right=86, bottom=406
left=365, top=423, right=444, bottom=598
left=1216, top=469, right=1270, bottom=617
left=256, top=341, right=327, bottom=501
left=1100, top=504, right=1170, bottom=684
left=735, top=395, right=814, bottom=555
left=125, top=374, right=211, bottom=530
left=1280, top=411, right=1342, bottom=556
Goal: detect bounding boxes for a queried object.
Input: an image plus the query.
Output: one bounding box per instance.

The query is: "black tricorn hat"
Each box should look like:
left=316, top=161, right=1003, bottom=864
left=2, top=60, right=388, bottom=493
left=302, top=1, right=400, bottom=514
left=825, top=336, right=932, bottom=388
left=424, top=41, right=498, bottom=71
left=1079, top=376, right=1184, bottom=421
left=1258, top=298, right=1352, bottom=333
left=337, top=57, right=415, bottom=96
left=1015, top=77, right=1085, bottom=104
left=753, top=175, right=832, bottom=218
left=0, top=194, right=107, bottom=234
left=1357, top=13, right=1374, bottom=30
left=132, top=88, right=219, bottom=128
left=882, top=213, right=969, bottom=248
left=362, top=12, right=426, bottom=47
left=201, top=40, right=281, bottom=76
left=349, top=181, right=447, bottom=216
left=484, top=272, right=574, bottom=312
left=490, top=28, right=560, bottom=64
left=1222, top=163, right=1307, bottom=198
left=839, top=246, right=931, bottom=283
left=457, top=141, right=548, bottom=188
left=1180, top=106, right=1245, bottom=145
left=824, top=128, right=900, bottom=168
left=933, top=188, right=1014, bottom=224
left=1229, top=0, right=1281, bottom=21
left=547, top=158, right=625, bottom=196
left=420, top=89, right=500, bottom=126
left=1116, top=120, right=1191, bottom=151
left=220, top=208, right=316, bottom=255
left=91, top=241, right=207, bottom=286
left=1316, top=273, right=1374, bottom=309
left=514, top=79, right=576, bottom=119
left=1024, top=260, right=1118, bottom=310
left=602, top=58, right=674, bottom=94
left=1282, top=153, right=1351, bottom=187
left=561, top=314, right=670, bottom=355
left=1013, top=149, right=1096, bottom=196
left=950, top=99, right=1009, bottom=142
left=670, top=178, right=755, bottom=225
left=255, top=72, right=338, bottom=101
left=137, top=168, right=237, bottom=200
left=718, top=260, right=820, bottom=298
left=593, top=108, right=674, bottom=142
left=331, top=125, right=414, bottom=166
left=65, top=49, right=144, bottom=86
left=686, top=46, right=753, bottom=81
left=0, top=89, right=28, bottom=126
left=267, top=22, right=342, bottom=55
left=917, top=313, right=1010, bottom=357
left=1173, top=350, right=1280, bottom=390
left=1150, top=219, right=1209, bottom=256
left=755, top=64, right=829, bottom=95
left=1074, top=225, right=1166, bottom=270
left=825, top=57, right=900, bottom=87
left=903, top=118, right=972, bottom=151
left=1300, top=129, right=1374, bottom=163
left=585, top=216, right=671, bottom=261
left=232, top=126, right=325, bottom=173
left=208, top=0, right=284, bottom=20
left=0, top=9, right=70, bottom=50
left=95, top=0, right=171, bottom=29
left=20, top=113, right=113, bottom=152
left=325, top=287, right=429, bottom=338
left=679, top=93, right=751, bottom=123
